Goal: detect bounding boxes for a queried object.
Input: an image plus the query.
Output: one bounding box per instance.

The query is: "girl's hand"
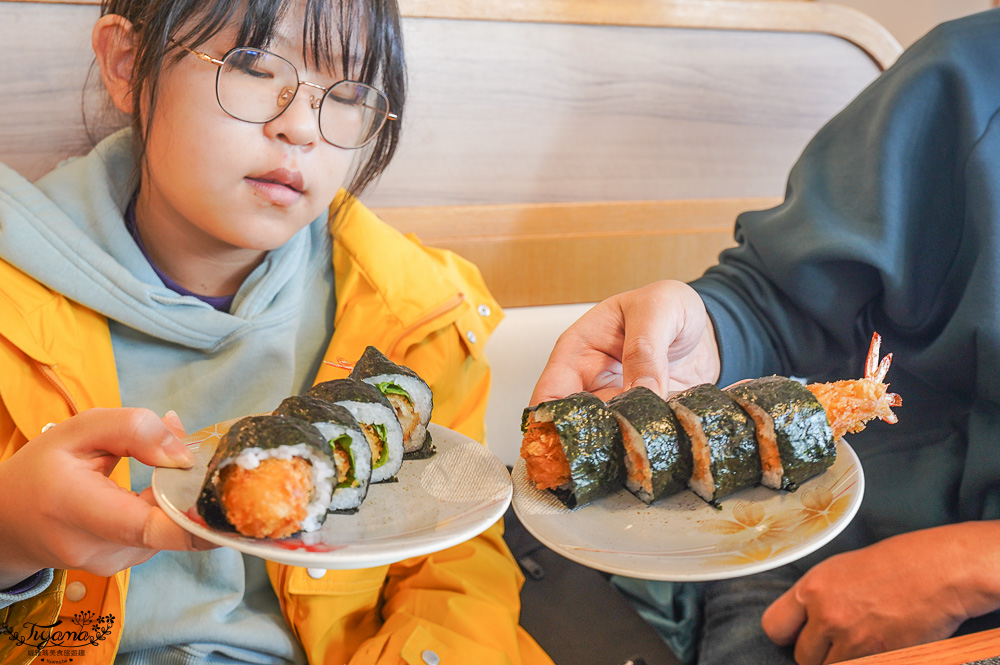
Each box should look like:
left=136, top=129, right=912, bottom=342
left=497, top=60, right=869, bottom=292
left=530, top=280, right=721, bottom=405
left=761, top=523, right=1000, bottom=664
left=0, top=407, right=215, bottom=589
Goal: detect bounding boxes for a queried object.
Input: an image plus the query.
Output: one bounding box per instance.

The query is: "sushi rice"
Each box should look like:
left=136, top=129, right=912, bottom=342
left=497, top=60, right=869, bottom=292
left=274, top=395, right=373, bottom=511
left=335, top=400, right=404, bottom=483
left=306, top=378, right=405, bottom=483
left=312, top=421, right=372, bottom=511
left=349, top=346, right=434, bottom=454
left=362, top=373, right=432, bottom=453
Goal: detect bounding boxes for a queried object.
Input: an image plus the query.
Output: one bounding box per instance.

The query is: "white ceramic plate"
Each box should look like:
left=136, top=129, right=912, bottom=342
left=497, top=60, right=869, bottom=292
left=512, top=439, right=863, bottom=581
left=153, top=421, right=512, bottom=569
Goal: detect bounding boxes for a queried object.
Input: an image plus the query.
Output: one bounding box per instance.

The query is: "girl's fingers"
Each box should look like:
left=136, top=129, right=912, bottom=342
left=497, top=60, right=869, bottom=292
left=137, top=487, right=216, bottom=550
left=66, top=475, right=210, bottom=552
left=67, top=471, right=162, bottom=549
left=161, top=409, right=189, bottom=440
left=53, top=407, right=195, bottom=469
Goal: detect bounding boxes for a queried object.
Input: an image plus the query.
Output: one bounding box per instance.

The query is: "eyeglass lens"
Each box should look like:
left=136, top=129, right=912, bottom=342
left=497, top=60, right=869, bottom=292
left=216, top=48, right=390, bottom=149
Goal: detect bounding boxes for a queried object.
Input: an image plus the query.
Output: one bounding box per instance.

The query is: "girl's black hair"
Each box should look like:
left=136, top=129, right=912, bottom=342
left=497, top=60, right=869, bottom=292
left=99, top=0, right=405, bottom=198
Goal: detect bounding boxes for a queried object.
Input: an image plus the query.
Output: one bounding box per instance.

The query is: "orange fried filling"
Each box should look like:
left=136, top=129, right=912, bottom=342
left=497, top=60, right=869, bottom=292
left=674, top=408, right=710, bottom=489
left=736, top=398, right=781, bottom=479
left=387, top=393, right=420, bottom=446
left=360, top=423, right=386, bottom=466
left=219, top=457, right=314, bottom=539
left=621, top=428, right=652, bottom=493
left=520, top=418, right=570, bottom=491
left=333, top=444, right=350, bottom=479
left=807, top=378, right=900, bottom=440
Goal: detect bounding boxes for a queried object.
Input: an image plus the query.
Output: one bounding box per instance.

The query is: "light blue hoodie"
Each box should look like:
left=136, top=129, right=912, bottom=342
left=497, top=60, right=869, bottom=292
left=0, top=129, right=338, bottom=664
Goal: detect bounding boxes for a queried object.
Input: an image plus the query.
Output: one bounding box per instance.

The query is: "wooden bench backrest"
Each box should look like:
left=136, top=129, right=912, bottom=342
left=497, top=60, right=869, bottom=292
left=374, top=1, right=901, bottom=305
left=0, top=0, right=901, bottom=306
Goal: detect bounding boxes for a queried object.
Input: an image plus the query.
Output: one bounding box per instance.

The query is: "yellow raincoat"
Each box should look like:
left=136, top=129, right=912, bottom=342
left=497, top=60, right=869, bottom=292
left=0, top=195, right=554, bottom=665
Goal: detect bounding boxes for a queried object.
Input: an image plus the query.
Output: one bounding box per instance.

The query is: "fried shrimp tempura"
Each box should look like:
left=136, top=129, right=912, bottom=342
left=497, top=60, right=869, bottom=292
left=219, top=457, right=314, bottom=539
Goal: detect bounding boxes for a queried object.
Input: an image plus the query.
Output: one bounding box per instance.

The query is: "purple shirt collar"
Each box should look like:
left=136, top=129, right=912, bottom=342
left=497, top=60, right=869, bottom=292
left=125, top=197, right=235, bottom=312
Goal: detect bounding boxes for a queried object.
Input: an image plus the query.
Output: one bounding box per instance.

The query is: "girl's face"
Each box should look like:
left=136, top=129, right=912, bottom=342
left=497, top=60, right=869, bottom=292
left=133, top=6, right=356, bottom=286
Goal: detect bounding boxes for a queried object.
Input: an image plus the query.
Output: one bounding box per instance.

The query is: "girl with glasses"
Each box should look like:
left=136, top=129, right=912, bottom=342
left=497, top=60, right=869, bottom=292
left=0, top=1, right=551, bottom=664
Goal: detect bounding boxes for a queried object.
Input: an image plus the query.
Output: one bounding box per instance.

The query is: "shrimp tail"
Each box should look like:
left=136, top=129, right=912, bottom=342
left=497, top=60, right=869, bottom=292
left=806, top=331, right=901, bottom=439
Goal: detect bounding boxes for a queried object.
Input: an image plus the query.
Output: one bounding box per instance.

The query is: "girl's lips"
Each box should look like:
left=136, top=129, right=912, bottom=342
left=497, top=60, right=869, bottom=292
left=246, top=168, right=305, bottom=206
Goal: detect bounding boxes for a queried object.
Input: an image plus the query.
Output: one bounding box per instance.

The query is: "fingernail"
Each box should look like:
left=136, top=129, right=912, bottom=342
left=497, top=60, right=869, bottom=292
left=628, top=377, right=661, bottom=395
left=163, top=435, right=196, bottom=467
left=162, top=409, right=186, bottom=432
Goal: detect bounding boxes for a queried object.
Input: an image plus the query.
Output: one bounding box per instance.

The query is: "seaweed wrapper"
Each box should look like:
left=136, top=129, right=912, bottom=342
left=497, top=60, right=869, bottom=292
left=307, top=376, right=405, bottom=482
left=276, top=394, right=372, bottom=509
left=607, top=386, right=692, bottom=502
left=307, top=378, right=394, bottom=411
left=669, top=384, right=759, bottom=502
left=522, top=391, right=624, bottom=508
left=726, top=376, right=836, bottom=490
left=275, top=394, right=361, bottom=432
left=349, top=346, right=425, bottom=387
left=349, top=345, right=434, bottom=455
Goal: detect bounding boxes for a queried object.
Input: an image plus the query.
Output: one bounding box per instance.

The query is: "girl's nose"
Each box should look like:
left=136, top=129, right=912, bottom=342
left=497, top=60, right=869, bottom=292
left=264, top=86, right=321, bottom=147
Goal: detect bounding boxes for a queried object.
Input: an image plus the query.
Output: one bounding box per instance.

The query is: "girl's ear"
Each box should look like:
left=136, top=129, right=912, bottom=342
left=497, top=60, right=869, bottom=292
left=92, top=14, right=137, bottom=114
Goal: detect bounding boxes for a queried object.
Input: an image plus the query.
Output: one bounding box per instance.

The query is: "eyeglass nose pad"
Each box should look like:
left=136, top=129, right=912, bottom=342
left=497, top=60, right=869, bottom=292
left=277, top=87, right=295, bottom=109
left=309, top=95, right=322, bottom=110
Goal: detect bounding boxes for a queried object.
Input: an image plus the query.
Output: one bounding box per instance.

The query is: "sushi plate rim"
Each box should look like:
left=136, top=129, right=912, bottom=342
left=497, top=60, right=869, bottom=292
left=153, top=421, right=512, bottom=569
left=511, top=438, right=864, bottom=582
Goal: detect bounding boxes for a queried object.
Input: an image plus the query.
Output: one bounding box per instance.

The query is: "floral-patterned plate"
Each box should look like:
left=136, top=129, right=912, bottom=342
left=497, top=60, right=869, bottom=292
left=511, top=439, right=862, bottom=581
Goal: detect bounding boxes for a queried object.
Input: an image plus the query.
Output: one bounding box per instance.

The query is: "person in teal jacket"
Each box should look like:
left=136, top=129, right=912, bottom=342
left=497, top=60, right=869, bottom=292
left=532, top=8, right=1000, bottom=665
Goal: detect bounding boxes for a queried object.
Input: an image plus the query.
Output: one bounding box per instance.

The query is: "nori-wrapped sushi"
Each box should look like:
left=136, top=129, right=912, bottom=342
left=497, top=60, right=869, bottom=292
left=669, top=384, right=760, bottom=504
left=520, top=391, right=625, bottom=509
left=606, top=386, right=692, bottom=504
left=197, top=414, right=337, bottom=539
left=726, top=375, right=837, bottom=491
left=349, top=346, right=433, bottom=455
left=306, top=378, right=405, bottom=483
left=274, top=395, right=372, bottom=511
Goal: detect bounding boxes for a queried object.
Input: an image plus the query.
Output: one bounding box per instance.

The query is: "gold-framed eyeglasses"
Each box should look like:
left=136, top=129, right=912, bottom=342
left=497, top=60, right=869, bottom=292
left=173, top=41, right=397, bottom=149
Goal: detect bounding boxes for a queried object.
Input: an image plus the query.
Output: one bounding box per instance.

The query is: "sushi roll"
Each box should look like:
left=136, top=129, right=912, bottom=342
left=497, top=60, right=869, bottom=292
left=349, top=346, right=434, bottom=455
left=197, top=414, right=337, bottom=539
left=606, top=386, right=692, bottom=504
left=726, top=375, right=837, bottom=491
left=669, top=384, right=760, bottom=504
left=520, top=391, right=625, bottom=509
left=305, top=378, right=405, bottom=483
left=274, top=395, right=372, bottom=511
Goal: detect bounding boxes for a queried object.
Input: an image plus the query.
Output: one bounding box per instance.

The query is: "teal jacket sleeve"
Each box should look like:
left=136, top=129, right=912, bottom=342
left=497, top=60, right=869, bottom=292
left=689, top=10, right=1000, bottom=541
left=691, top=10, right=1000, bottom=391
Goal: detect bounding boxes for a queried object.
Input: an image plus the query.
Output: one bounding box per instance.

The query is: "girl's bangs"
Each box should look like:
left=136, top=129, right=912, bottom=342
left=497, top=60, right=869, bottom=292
left=172, top=0, right=380, bottom=84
